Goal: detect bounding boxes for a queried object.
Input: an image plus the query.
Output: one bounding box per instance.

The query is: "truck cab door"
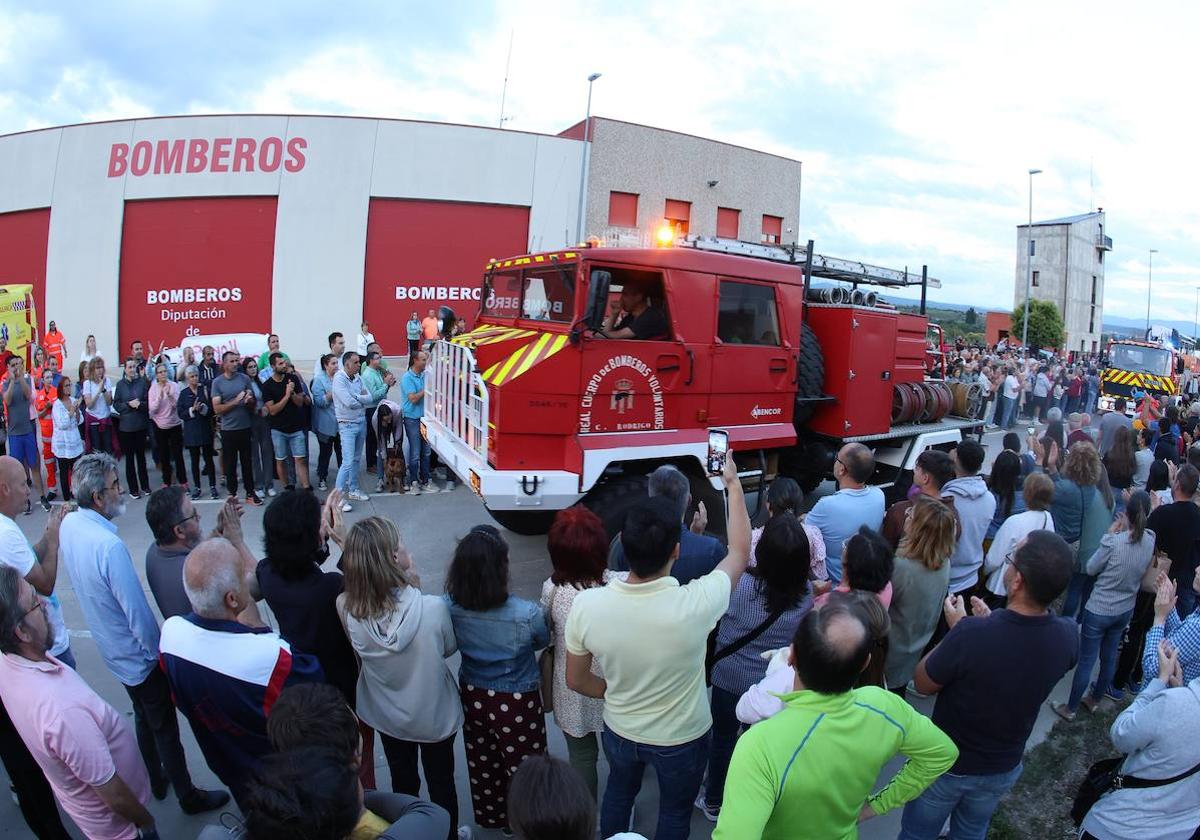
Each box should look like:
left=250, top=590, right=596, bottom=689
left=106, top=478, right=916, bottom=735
left=708, top=277, right=792, bottom=427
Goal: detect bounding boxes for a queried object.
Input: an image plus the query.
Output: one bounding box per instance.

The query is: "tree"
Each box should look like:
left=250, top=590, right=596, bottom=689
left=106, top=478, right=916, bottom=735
left=1010, top=299, right=1064, bottom=350
left=964, top=306, right=978, bottom=326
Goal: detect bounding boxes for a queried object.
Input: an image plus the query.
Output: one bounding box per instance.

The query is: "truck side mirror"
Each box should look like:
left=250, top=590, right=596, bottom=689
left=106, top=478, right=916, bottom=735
left=585, top=270, right=611, bottom=333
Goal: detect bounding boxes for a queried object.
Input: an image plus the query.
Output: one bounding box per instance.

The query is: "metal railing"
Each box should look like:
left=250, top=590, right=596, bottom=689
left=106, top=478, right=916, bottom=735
left=427, top=340, right=489, bottom=463
left=1096, top=234, right=1113, bottom=250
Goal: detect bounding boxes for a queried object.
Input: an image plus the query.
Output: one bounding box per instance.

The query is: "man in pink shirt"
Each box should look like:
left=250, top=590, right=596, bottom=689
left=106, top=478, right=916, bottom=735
left=0, top=565, right=160, bottom=839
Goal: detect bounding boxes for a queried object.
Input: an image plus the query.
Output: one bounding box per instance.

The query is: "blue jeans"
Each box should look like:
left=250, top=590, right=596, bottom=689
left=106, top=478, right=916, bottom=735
left=899, top=763, right=1023, bottom=840
left=703, top=686, right=740, bottom=810
left=600, top=725, right=710, bottom=840
left=336, top=420, right=366, bottom=493
left=1068, top=607, right=1133, bottom=710
left=402, top=418, right=430, bottom=485
left=1061, top=573, right=1095, bottom=624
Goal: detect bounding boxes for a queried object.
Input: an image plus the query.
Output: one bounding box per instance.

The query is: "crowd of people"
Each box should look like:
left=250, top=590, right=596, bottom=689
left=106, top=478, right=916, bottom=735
left=0, top=327, right=1198, bottom=840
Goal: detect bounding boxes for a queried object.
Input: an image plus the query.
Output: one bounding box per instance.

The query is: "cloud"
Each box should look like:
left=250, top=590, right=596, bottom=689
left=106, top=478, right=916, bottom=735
left=2, top=0, right=1199, bottom=325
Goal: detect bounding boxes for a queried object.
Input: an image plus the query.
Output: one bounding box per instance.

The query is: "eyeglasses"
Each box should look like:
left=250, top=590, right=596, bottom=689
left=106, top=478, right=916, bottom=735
left=19, top=595, right=46, bottom=623
left=172, top=511, right=199, bottom=529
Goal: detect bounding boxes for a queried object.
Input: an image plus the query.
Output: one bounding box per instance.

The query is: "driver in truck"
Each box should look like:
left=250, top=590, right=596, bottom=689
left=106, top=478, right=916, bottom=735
left=600, top=281, right=668, bottom=340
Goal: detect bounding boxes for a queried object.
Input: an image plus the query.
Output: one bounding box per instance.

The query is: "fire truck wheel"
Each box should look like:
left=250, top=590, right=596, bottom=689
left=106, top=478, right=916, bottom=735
left=487, top=509, right=557, bottom=536
left=582, top=474, right=651, bottom=541
left=794, top=324, right=826, bottom=425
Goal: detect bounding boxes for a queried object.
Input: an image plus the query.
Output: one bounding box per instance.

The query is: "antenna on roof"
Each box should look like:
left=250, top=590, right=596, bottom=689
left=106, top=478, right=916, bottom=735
left=499, top=30, right=515, bottom=128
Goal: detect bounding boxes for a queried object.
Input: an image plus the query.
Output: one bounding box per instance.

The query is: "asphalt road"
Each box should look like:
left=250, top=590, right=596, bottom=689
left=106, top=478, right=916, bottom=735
left=0, top=418, right=1080, bottom=839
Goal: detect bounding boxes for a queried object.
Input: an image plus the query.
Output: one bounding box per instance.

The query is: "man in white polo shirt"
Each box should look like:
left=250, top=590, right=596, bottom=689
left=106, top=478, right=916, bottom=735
left=566, top=455, right=749, bottom=840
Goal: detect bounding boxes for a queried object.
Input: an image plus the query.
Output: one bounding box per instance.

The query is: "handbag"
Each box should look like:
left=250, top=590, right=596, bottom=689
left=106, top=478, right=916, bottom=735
left=538, top=586, right=558, bottom=710
left=1072, top=754, right=1200, bottom=825
left=705, top=607, right=786, bottom=683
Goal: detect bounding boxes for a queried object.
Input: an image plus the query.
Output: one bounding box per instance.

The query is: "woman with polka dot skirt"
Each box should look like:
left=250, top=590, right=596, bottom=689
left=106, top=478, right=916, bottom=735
left=444, top=525, right=550, bottom=832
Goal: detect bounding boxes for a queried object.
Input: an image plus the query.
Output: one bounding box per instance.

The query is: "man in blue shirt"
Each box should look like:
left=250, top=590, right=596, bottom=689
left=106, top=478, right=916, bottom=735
left=611, top=465, right=725, bottom=584
left=805, top=443, right=885, bottom=583
left=401, top=350, right=435, bottom=494
left=58, top=452, right=228, bottom=816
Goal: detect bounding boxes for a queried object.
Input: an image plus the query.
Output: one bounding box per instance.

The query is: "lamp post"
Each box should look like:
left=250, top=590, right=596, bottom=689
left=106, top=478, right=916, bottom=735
left=574, top=72, right=602, bottom=244
left=1021, top=168, right=1042, bottom=348
left=1145, top=249, right=1158, bottom=337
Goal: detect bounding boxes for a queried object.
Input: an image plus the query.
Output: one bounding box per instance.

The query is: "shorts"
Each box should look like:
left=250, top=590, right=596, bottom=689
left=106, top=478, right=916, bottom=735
left=270, top=429, right=308, bottom=460
left=8, top=432, right=38, bottom=467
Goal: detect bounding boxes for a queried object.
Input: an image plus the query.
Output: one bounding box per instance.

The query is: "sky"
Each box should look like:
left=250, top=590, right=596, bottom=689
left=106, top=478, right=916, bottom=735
left=1, top=0, right=1198, bottom=322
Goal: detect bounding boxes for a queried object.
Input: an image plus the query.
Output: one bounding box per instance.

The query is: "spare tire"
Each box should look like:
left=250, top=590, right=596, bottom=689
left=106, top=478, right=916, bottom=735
left=794, top=323, right=825, bottom=426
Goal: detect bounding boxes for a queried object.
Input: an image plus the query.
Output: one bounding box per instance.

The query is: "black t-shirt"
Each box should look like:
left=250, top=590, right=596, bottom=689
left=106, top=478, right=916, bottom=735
left=615, top=305, right=669, bottom=340
left=926, top=609, right=1078, bottom=775
left=258, top=373, right=304, bottom=433
left=1147, top=500, right=1200, bottom=580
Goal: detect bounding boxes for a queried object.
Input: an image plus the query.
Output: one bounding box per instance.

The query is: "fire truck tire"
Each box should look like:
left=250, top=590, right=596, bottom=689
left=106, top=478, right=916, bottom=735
left=487, top=509, right=557, bottom=536
left=794, top=324, right=825, bottom=425
left=582, top=474, right=651, bottom=541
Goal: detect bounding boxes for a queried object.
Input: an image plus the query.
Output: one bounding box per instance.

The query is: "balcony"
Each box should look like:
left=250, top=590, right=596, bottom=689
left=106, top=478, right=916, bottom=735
left=1096, top=234, right=1113, bottom=251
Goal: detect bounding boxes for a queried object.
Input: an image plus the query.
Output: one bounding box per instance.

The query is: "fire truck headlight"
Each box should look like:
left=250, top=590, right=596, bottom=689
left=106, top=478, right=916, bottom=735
left=655, top=224, right=674, bottom=247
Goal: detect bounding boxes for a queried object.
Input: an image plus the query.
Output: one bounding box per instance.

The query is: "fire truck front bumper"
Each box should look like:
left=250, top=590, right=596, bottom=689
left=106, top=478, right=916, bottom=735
left=421, top=417, right=583, bottom=511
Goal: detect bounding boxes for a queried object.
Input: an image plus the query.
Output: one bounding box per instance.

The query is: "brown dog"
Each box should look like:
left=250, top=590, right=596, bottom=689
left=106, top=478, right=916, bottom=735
left=384, top=447, right=406, bottom=492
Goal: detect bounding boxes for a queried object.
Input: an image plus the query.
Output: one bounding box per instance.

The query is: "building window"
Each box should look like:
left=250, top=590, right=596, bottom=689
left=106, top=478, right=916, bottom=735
left=761, top=214, right=783, bottom=244
left=716, top=207, right=740, bottom=239
left=664, top=199, right=691, bottom=236
left=1089, top=306, right=1095, bottom=333
left=1031, top=270, right=1039, bottom=287
left=718, top=279, right=780, bottom=345
left=608, top=192, right=638, bottom=228
left=1090, top=276, right=1097, bottom=304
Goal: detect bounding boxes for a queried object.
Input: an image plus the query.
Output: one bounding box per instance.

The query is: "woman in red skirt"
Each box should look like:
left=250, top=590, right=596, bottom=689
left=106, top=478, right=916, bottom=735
left=444, top=525, right=549, bottom=832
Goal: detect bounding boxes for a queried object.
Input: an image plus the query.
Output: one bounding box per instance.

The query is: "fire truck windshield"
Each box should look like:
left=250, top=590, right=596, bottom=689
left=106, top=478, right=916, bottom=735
left=481, top=265, right=576, bottom=323
left=1110, top=344, right=1172, bottom=376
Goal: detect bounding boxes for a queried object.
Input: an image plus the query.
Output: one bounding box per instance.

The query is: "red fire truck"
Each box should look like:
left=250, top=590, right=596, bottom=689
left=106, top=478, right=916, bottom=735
left=422, top=236, right=984, bottom=536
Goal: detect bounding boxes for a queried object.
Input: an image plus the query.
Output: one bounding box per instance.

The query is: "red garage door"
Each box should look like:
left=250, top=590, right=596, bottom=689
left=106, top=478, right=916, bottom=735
left=119, top=197, right=277, bottom=353
left=0, top=208, right=50, bottom=331
left=363, top=199, right=530, bottom=350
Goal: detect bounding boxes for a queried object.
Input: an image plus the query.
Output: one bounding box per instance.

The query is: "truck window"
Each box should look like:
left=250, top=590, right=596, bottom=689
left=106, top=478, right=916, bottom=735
left=483, top=271, right=523, bottom=319
left=718, top=280, right=780, bottom=345
left=604, top=267, right=670, bottom=340
left=522, top=266, right=574, bottom=322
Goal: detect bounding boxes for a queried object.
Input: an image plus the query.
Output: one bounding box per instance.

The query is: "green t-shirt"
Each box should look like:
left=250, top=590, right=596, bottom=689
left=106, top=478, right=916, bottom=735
left=257, top=350, right=290, bottom=373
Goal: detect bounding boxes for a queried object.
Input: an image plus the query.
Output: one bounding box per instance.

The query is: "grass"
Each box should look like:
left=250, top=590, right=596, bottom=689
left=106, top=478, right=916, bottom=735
left=987, top=697, right=1131, bottom=839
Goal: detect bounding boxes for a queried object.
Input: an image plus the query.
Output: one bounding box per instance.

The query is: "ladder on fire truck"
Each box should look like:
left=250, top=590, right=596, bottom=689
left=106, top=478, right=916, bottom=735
left=678, top=235, right=943, bottom=289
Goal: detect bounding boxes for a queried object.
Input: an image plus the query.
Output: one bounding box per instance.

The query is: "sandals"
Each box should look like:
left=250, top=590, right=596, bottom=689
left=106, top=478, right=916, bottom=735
left=1050, top=702, right=1076, bottom=722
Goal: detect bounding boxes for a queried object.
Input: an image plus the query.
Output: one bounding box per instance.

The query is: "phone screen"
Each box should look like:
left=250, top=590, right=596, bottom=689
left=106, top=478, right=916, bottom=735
left=707, top=429, right=730, bottom=475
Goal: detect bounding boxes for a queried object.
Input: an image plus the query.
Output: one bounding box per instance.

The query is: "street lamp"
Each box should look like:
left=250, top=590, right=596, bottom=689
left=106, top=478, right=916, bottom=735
left=1021, top=168, right=1042, bottom=348
left=1145, top=249, right=1158, bottom=336
left=574, top=72, right=602, bottom=244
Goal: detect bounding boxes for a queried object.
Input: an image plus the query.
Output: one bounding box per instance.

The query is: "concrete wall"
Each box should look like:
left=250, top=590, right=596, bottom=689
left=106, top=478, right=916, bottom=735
left=1014, top=212, right=1106, bottom=351
left=583, top=118, right=802, bottom=246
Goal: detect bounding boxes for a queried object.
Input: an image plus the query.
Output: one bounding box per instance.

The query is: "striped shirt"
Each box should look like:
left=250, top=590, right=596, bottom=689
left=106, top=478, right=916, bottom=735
left=710, top=572, right=813, bottom=697
left=1083, top=530, right=1156, bottom=616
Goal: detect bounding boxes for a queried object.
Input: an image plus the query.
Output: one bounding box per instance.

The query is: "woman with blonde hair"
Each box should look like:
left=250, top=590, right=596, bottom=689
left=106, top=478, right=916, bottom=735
left=81, top=355, right=114, bottom=454
left=336, top=515, right=466, bottom=838
left=884, top=496, right=957, bottom=694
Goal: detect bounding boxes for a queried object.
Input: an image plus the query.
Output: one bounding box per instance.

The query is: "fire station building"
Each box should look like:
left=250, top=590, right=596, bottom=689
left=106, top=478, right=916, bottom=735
left=0, top=114, right=801, bottom=360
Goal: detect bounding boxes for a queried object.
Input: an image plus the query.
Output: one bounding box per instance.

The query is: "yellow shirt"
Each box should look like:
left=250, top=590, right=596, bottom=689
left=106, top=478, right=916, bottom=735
left=349, top=808, right=392, bottom=840
left=565, top=569, right=730, bottom=746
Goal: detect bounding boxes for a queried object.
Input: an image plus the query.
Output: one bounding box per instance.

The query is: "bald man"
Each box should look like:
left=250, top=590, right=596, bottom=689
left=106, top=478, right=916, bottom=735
left=714, top=599, right=957, bottom=839
left=804, top=443, right=886, bottom=583
left=159, top=538, right=323, bottom=806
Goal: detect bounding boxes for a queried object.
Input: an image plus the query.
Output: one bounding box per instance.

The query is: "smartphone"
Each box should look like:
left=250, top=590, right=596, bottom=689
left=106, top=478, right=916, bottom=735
left=707, top=429, right=730, bottom=475
left=1027, top=426, right=1036, bottom=437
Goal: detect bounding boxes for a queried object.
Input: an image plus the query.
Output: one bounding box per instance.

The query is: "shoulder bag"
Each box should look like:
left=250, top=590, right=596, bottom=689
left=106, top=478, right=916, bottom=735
left=705, top=607, right=786, bottom=684
left=1072, top=755, right=1200, bottom=825
left=538, top=586, right=558, bottom=710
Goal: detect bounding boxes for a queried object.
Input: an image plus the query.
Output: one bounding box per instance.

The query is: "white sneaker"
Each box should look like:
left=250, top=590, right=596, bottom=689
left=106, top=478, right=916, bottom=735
left=408, top=484, right=421, bottom=496
left=340, top=501, right=353, bottom=513
left=266, top=487, right=278, bottom=497
left=456, top=827, right=473, bottom=839
left=440, top=483, right=455, bottom=493
left=422, top=481, right=437, bottom=493
left=348, top=490, right=370, bottom=502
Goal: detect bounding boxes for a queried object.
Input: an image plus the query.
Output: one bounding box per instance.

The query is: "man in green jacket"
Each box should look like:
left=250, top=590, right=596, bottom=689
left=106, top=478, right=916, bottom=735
left=714, top=600, right=957, bottom=840
left=360, top=351, right=394, bottom=475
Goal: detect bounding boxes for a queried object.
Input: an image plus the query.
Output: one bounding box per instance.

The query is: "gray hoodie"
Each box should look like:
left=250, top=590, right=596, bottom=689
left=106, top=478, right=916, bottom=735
left=943, top=475, right=997, bottom=593
left=337, top=586, right=463, bottom=743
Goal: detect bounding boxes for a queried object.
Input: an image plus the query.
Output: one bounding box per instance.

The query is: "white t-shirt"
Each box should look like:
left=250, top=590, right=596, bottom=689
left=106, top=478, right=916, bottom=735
left=982, top=509, right=1054, bottom=596
left=81, top=378, right=112, bottom=419
left=356, top=331, right=376, bottom=355
left=0, top=513, right=69, bottom=655
left=1003, top=374, right=1020, bottom=399
left=565, top=569, right=730, bottom=746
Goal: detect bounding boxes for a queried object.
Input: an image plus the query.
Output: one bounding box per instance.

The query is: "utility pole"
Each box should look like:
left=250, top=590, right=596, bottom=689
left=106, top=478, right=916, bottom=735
left=574, top=73, right=601, bottom=244
left=1021, top=168, right=1042, bottom=347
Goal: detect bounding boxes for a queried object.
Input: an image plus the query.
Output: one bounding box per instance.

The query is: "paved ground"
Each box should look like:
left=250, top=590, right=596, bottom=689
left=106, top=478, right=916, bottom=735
left=0, top=417, right=1092, bottom=839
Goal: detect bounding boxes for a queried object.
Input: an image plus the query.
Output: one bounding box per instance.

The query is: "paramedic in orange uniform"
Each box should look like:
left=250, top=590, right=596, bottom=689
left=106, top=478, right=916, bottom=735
left=42, top=320, right=66, bottom=369
left=34, top=368, right=58, bottom=497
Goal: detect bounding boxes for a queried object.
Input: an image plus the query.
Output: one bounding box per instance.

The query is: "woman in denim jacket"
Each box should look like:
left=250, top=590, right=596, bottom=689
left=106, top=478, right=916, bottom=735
left=309, top=353, right=342, bottom=491
left=444, top=525, right=549, bottom=833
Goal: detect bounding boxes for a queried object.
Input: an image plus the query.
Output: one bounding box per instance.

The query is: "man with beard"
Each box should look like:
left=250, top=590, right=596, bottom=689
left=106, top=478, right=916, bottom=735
left=60, top=453, right=228, bottom=816
left=0, top=565, right=161, bottom=839
left=144, top=487, right=263, bottom=623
